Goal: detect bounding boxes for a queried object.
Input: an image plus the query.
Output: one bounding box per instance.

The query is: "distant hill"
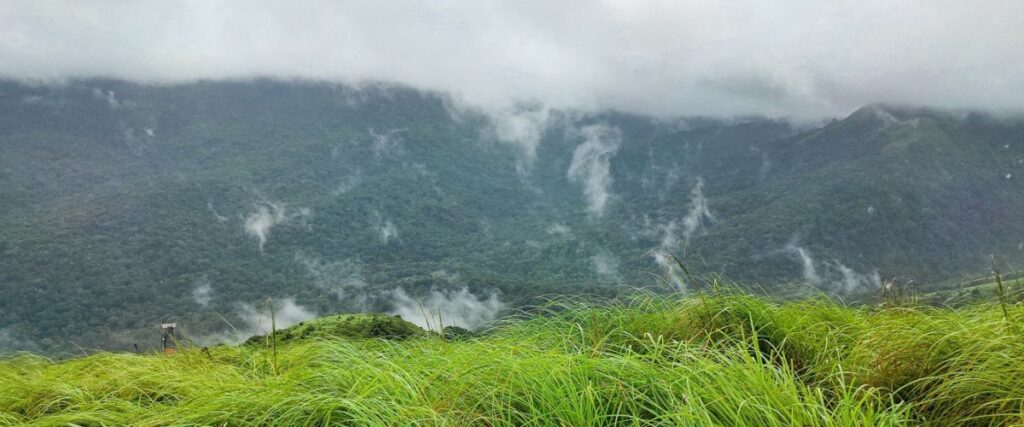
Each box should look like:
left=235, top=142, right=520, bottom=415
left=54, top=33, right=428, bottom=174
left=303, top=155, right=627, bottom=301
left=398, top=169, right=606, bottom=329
left=1, top=79, right=1022, bottom=353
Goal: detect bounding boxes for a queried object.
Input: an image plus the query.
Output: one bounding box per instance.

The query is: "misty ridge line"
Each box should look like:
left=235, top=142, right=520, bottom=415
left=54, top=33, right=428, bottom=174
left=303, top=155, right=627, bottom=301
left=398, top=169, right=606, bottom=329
left=3, top=2, right=1023, bottom=120
left=11, top=77, right=1024, bottom=137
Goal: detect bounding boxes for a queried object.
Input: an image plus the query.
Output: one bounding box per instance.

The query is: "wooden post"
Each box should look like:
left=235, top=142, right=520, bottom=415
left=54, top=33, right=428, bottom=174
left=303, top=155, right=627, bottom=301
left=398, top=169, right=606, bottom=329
left=161, top=322, right=177, bottom=355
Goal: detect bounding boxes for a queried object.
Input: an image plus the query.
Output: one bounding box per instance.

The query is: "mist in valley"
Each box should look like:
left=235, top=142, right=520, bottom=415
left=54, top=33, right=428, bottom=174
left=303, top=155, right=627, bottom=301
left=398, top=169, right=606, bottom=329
left=1, top=1, right=1023, bottom=354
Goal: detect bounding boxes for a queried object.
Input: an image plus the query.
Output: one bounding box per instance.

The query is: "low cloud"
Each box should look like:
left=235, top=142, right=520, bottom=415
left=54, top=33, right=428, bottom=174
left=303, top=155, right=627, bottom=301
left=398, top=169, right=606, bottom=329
left=192, top=277, right=213, bottom=307
left=590, top=250, right=621, bottom=282
left=295, top=252, right=368, bottom=303
left=642, top=178, right=715, bottom=288
left=244, top=203, right=286, bottom=251
left=567, top=124, right=621, bottom=217
left=651, top=250, right=687, bottom=293
left=656, top=221, right=680, bottom=249
left=680, top=178, right=715, bottom=251
left=207, top=200, right=229, bottom=223
left=243, top=201, right=311, bottom=251
left=387, top=287, right=504, bottom=330
left=293, top=260, right=505, bottom=332
left=331, top=173, right=362, bottom=196
left=235, top=298, right=317, bottom=336
left=785, top=242, right=880, bottom=295
left=193, top=297, right=318, bottom=346
left=836, top=262, right=882, bottom=295
left=91, top=87, right=120, bottom=109
left=752, top=147, right=772, bottom=180
left=546, top=223, right=570, bottom=236
left=785, top=242, right=823, bottom=287
left=487, top=106, right=553, bottom=174
left=369, top=128, right=405, bottom=159
left=371, top=210, right=399, bottom=244
left=641, top=218, right=685, bottom=292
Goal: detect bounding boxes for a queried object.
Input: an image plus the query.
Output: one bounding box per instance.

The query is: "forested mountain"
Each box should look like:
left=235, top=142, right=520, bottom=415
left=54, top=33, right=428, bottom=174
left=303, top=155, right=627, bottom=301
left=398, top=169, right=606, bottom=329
left=2, top=79, right=1022, bottom=353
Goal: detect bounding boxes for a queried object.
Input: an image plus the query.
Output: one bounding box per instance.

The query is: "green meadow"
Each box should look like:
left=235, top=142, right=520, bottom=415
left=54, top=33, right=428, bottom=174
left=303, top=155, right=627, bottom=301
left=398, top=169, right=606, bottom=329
left=4, top=290, right=1024, bottom=426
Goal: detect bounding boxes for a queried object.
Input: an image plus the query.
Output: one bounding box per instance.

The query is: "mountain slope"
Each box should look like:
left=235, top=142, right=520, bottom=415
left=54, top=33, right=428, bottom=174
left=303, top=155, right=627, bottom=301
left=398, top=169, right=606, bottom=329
left=1, top=80, right=1022, bottom=353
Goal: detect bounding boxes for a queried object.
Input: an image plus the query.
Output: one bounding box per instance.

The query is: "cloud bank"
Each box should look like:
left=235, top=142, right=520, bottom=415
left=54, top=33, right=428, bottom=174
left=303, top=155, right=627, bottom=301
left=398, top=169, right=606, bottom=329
left=2, top=1, right=1022, bottom=119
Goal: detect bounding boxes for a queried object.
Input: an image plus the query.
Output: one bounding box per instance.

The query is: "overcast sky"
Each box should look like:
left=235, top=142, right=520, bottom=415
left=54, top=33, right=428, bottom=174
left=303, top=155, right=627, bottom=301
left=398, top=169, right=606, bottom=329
left=1, top=1, right=1022, bottom=119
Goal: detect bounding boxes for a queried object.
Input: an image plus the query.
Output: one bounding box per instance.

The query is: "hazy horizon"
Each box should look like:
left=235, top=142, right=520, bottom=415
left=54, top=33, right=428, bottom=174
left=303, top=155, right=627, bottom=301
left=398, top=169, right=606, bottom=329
left=3, top=1, right=1024, bottom=120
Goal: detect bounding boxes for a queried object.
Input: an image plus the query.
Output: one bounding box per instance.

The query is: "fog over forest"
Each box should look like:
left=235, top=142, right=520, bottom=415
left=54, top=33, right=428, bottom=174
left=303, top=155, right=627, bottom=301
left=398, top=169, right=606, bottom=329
left=0, top=2, right=1023, bottom=355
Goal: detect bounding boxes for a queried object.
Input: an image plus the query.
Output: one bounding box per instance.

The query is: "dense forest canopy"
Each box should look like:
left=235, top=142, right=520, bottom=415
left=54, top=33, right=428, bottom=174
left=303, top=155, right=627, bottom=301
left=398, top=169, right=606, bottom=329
left=1, top=79, right=1023, bottom=354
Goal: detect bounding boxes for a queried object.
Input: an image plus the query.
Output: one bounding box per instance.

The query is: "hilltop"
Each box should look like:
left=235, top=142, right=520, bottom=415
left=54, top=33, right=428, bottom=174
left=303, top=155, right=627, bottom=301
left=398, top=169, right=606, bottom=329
left=241, top=313, right=425, bottom=346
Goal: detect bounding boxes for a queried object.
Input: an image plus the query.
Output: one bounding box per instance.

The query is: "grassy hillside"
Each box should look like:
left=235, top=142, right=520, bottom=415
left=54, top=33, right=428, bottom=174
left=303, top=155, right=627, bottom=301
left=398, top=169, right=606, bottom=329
left=4, top=292, right=1024, bottom=426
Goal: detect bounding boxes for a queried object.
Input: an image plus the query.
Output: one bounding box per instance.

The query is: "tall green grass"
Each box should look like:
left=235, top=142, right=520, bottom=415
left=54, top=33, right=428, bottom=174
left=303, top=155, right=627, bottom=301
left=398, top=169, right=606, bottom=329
left=2, top=292, right=1023, bottom=426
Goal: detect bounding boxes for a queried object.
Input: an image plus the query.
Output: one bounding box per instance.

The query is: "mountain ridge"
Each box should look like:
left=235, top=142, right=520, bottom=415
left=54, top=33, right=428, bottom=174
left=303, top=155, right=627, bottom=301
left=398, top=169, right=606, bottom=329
left=1, top=79, right=1022, bottom=354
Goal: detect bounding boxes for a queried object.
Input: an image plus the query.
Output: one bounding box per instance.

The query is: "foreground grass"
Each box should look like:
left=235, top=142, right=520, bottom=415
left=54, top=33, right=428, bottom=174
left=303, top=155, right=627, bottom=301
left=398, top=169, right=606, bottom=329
left=2, top=293, right=1024, bottom=426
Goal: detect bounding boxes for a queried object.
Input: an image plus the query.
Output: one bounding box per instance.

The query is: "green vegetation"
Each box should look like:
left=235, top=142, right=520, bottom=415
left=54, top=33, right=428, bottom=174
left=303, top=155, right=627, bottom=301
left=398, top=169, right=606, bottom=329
left=243, top=313, right=424, bottom=346
left=4, top=292, right=1024, bottom=426
left=921, top=272, right=1024, bottom=306
left=2, top=79, right=1024, bottom=354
